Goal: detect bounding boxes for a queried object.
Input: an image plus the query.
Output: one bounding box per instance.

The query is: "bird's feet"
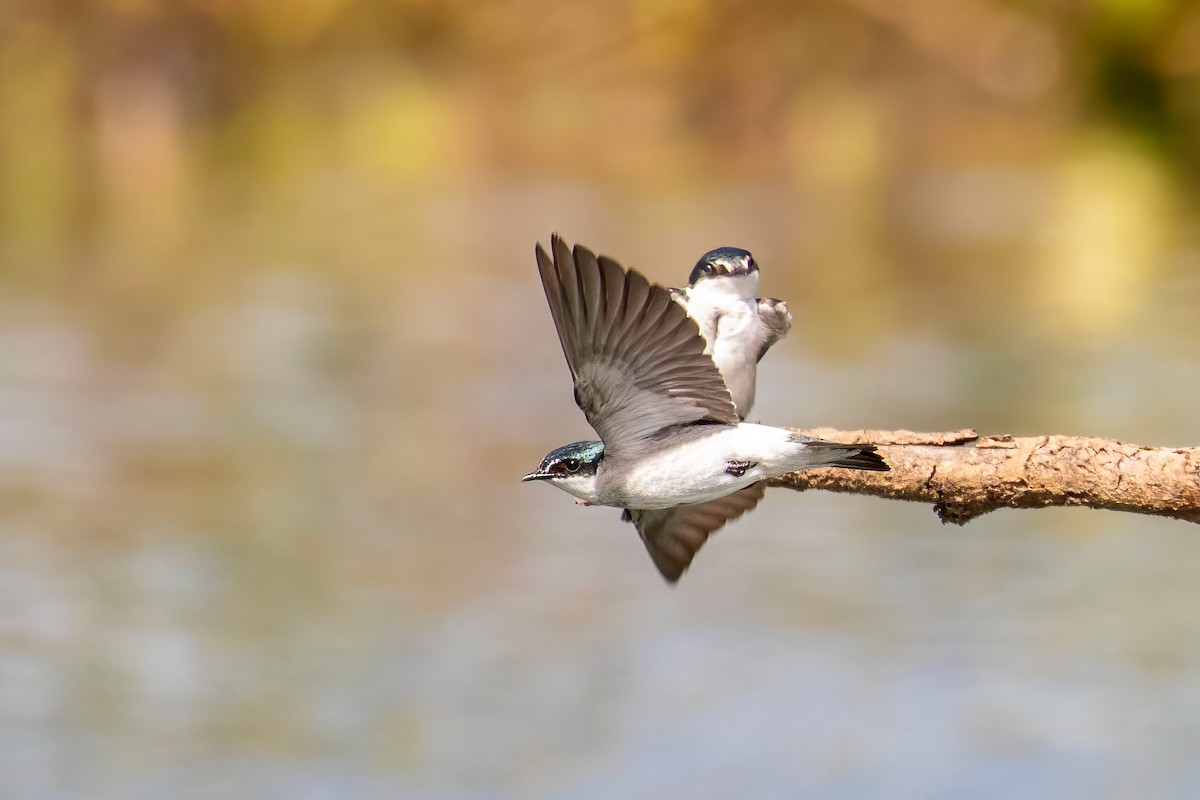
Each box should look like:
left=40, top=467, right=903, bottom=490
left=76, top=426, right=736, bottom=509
left=725, top=459, right=757, bottom=477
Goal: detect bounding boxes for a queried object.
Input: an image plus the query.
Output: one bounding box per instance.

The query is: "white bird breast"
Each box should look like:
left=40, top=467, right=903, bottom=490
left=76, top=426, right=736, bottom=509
left=617, top=424, right=797, bottom=509
left=682, top=277, right=764, bottom=416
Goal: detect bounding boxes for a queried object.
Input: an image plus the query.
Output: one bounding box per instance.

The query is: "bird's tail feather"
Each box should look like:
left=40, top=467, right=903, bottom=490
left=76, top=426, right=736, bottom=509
left=828, top=447, right=889, bottom=472
left=793, top=437, right=890, bottom=472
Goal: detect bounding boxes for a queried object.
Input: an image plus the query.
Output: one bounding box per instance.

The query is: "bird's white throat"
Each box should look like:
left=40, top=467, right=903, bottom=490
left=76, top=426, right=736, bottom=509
left=689, top=272, right=759, bottom=302
left=551, top=473, right=601, bottom=505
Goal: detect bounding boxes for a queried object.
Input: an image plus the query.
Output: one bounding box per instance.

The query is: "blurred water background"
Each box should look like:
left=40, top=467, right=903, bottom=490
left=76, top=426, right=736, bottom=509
left=3, top=2, right=1200, bottom=798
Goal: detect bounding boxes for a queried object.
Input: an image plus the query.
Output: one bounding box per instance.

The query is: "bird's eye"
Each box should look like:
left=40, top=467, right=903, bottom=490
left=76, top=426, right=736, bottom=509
left=561, top=458, right=581, bottom=473
left=702, top=264, right=715, bottom=275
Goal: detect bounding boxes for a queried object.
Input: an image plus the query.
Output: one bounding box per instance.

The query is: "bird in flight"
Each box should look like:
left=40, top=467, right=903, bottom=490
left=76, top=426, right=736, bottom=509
left=523, top=235, right=887, bottom=583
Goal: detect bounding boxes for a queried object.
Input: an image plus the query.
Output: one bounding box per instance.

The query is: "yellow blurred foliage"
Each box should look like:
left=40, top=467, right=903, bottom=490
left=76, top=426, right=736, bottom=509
left=1034, top=132, right=1175, bottom=343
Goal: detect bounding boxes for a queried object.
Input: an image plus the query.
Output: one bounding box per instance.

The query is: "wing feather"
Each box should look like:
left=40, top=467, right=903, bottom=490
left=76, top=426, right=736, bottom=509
left=627, top=482, right=767, bottom=583
left=535, top=235, right=739, bottom=455
left=755, top=297, right=793, bottom=363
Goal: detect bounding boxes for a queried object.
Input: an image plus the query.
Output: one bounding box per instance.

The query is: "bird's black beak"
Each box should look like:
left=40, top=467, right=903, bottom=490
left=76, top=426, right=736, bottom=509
left=522, top=471, right=551, bottom=482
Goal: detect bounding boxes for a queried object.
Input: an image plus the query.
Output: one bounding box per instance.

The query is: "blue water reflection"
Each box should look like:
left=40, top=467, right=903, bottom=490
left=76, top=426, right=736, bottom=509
left=3, top=225, right=1200, bottom=799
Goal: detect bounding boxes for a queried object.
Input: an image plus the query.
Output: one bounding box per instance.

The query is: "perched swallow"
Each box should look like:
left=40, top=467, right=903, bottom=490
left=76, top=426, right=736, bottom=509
left=522, top=235, right=887, bottom=583
left=672, top=247, right=792, bottom=419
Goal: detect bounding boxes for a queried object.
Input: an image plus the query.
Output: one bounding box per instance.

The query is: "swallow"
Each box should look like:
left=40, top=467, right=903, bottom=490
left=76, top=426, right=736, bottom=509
left=522, top=235, right=887, bottom=583
left=672, top=247, right=791, bottom=418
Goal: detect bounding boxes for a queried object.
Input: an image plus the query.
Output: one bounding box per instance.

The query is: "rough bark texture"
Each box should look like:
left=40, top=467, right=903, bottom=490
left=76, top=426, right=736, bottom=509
left=773, top=428, right=1200, bottom=525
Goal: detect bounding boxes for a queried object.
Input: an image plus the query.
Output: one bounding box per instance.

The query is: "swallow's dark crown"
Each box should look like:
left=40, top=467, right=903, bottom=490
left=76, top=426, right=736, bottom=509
left=536, top=440, right=604, bottom=478
left=689, top=247, right=757, bottom=285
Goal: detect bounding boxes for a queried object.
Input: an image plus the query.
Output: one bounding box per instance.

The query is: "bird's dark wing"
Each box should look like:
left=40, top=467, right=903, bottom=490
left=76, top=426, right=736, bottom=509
left=535, top=234, right=738, bottom=456
left=625, top=482, right=766, bottom=583
left=755, top=297, right=792, bottom=363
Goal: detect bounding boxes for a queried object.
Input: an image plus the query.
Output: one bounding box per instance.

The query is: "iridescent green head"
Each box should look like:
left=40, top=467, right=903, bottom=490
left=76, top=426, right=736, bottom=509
left=522, top=440, right=605, bottom=503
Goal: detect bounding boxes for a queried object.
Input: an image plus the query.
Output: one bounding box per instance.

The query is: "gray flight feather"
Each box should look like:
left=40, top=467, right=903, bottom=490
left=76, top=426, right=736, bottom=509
left=755, top=297, right=792, bottom=363
left=535, top=235, right=739, bottom=459
left=626, top=482, right=766, bottom=583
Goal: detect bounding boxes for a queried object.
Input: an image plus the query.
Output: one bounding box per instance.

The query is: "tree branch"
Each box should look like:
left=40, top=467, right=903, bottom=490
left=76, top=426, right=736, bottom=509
left=774, top=428, right=1200, bottom=525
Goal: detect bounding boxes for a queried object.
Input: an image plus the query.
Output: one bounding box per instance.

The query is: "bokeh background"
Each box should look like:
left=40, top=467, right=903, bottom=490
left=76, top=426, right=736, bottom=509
left=3, top=1, right=1200, bottom=797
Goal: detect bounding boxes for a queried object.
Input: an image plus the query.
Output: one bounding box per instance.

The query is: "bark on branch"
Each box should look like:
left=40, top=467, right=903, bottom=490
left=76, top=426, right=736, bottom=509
left=774, top=428, right=1200, bottom=525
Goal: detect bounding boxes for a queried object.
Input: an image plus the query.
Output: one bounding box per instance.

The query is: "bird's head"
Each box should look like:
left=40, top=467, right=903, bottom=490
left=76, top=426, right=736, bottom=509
left=688, top=247, right=760, bottom=298
left=522, top=440, right=605, bottom=503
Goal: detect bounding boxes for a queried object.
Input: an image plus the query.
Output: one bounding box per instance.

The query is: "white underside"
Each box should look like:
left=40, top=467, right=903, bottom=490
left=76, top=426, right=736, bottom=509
left=679, top=277, right=762, bottom=416
left=609, top=423, right=822, bottom=509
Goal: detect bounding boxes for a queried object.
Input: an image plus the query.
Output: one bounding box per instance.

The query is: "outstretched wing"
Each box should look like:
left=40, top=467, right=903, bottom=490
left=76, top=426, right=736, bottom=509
left=535, top=235, right=738, bottom=457
left=755, top=297, right=792, bottom=362
left=626, top=482, right=766, bottom=583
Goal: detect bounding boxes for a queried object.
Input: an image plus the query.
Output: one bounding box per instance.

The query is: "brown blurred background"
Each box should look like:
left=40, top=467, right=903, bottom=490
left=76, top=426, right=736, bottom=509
left=3, top=1, right=1200, bottom=798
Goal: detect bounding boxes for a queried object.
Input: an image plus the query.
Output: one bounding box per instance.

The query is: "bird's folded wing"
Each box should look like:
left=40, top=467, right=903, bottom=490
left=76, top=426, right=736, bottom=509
left=535, top=235, right=738, bottom=456
left=755, top=297, right=792, bottom=363
left=626, top=482, right=766, bottom=583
